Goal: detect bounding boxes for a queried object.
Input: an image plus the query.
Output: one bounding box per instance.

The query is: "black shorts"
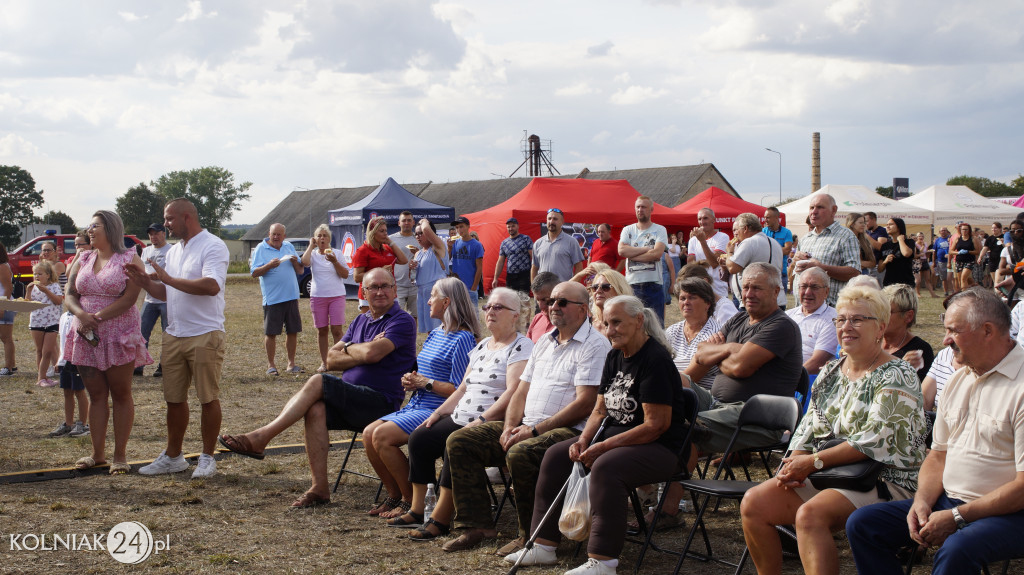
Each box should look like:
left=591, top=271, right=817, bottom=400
left=60, top=362, right=85, bottom=391
left=321, top=374, right=396, bottom=432
left=29, top=324, right=59, bottom=333
left=505, top=270, right=532, bottom=294
left=263, top=300, right=302, bottom=336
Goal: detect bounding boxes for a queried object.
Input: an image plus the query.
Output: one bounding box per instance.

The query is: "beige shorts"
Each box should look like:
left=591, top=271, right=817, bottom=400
left=162, top=331, right=226, bottom=404
left=793, top=479, right=913, bottom=509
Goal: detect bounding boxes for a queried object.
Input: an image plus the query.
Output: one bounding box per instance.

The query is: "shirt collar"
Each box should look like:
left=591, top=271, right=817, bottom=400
left=981, top=343, right=1024, bottom=381
left=548, top=319, right=596, bottom=346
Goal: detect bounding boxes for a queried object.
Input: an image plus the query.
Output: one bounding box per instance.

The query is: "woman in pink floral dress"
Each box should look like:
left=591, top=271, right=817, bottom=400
left=64, top=210, right=151, bottom=475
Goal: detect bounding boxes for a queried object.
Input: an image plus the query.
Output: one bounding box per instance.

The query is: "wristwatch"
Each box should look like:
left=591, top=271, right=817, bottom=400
left=424, top=379, right=434, bottom=391
left=343, top=341, right=353, bottom=353
left=813, top=452, right=824, bottom=470
left=951, top=506, right=967, bottom=530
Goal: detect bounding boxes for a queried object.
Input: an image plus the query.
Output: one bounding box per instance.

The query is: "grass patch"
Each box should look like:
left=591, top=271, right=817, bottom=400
left=49, top=501, right=66, bottom=511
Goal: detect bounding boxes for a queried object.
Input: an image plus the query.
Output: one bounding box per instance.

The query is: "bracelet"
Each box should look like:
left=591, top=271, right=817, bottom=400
left=478, top=415, right=486, bottom=423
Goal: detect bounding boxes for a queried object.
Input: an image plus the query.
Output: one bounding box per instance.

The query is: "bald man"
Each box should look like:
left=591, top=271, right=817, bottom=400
left=250, top=223, right=304, bottom=375
left=790, top=193, right=861, bottom=306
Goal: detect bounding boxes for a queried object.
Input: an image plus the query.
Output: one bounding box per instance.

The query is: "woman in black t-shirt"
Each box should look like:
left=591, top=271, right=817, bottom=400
left=877, top=218, right=916, bottom=288
left=510, top=295, right=689, bottom=572
left=952, top=222, right=982, bottom=290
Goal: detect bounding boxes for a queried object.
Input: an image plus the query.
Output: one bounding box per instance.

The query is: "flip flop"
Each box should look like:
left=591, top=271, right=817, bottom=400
left=266, top=367, right=279, bottom=376
left=289, top=491, right=330, bottom=510
left=109, top=462, right=131, bottom=475
left=218, top=434, right=266, bottom=460
left=285, top=366, right=305, bottom=374
left=74, top=456, right=105, bottom=471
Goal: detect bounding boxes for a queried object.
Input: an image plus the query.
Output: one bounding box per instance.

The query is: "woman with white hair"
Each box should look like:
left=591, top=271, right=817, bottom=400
left=506, top=295, right=691, bottom=574
left=352, top=216, right=408, bottom=313
left=301, top=224, right=349, bottom=373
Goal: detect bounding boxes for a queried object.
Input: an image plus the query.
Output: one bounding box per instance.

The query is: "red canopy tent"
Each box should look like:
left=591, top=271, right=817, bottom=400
left=674, top=186, right=784, bottom=236
left=463, top=178, right=698, bottom=290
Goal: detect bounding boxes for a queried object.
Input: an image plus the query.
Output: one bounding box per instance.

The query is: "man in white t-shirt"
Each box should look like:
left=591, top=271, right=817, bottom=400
left=687, top=207, right=730, bottom=298
left=389, top=211, right=417, bottom=319
left=136, top=222, right=172, bottom=377
left=619, top=195, right=669, bottom=325
left=726, top=212, right=786, bottom=309
left=126, top=198, right=230, bottom=479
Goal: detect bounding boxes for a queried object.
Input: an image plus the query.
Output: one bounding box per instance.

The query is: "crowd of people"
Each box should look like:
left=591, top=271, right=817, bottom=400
left=1, top=192, right=1023, bottom=574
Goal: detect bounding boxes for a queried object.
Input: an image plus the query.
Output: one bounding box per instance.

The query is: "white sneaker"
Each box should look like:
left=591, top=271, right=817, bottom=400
left=138, top=451, right=189, bottom=475
left=504, top=545, right=557, bottom=566
left=191, top=454, right=217, bottom=478
left=565, top=558, right=617, bottom=575
left=45, top=366, right=56, bottom=378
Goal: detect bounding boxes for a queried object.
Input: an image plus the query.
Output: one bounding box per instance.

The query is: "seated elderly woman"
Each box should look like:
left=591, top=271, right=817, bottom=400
left=364, top=277, right=481, bottom=521
left=505, top=295, right=690, bottom=575
left=400, top=288, right=534, bottom=541
left=679, top=263, right=738, bottom=326
left=881, top=283, right=934, bottom=382
left=739, top=285, right=927, bottom=575
left=586, top=268, right=632, bottom=337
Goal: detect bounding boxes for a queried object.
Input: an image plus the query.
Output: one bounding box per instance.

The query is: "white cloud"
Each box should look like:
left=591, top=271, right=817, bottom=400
left=609, top=86, right=668, bottom=105
left=0, top=133, right=39, bottom=156
left=117, top=11, right=143, bottom=22
left=587, top=41, right=614, bottom=57
left=555, top=82, right=595, bottom=97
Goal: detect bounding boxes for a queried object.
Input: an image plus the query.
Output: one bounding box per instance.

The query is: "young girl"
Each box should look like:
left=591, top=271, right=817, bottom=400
left=27, top=261, right=63, bottom=388
left=53, top=235, right=92, bottom=437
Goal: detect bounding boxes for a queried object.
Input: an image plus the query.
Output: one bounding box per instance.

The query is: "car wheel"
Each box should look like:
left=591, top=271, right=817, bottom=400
left=300, top=275, right=311, bottom=298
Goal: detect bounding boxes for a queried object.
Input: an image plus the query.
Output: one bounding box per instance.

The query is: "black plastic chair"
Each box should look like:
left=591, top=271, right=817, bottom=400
left=672, top=394, right=801, bottom=575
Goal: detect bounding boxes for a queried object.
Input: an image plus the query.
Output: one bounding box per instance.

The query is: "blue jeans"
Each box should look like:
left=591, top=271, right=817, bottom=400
left=467, top=290, right=479, bottom=309
left=846, top=492, right=1024, bottom=575
left=630, top=282, right=665, bottom=326
left=140, top=302, right=168, bottom=347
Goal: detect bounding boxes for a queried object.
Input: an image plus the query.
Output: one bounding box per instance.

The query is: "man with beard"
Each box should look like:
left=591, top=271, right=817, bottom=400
left=619, top=195, right=670, bottom=325
left=389, top=211, right=418, bottom=317
left=531, top=208, right=584, bottom=283
left=492, top=217, right=533, bottom=293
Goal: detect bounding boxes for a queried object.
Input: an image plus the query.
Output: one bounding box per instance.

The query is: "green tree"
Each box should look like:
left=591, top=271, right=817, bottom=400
left=116, top=182, right=166, bottom=238
left=152, top=167, right=252, bottom=235
left=39, top=210, right=77, bottom=233
left=0, top=165, right=43, bottom=247
left=1011, top=174, right=1024, bottom=194
left=946, top=175, right=1014, bottom=197
left=876, top=185, right=893, bottom=198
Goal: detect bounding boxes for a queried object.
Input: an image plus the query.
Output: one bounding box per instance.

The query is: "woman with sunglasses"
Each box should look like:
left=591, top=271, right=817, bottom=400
left=404, top=288, right=534, bottom=545
left=587, top=269, right=632, bottom=336
left=741, top=285, right=925, bottom=575
left=412, top=219, right=449, bottom=333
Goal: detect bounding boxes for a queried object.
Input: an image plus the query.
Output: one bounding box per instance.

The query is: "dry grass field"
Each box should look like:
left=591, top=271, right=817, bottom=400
left=0, top=278, right=952, bottom=574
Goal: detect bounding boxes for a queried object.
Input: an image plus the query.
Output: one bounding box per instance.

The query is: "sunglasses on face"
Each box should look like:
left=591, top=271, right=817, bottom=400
left=545, top=297, right=586, bottom=308
left=588, top=283, right=613, bottom=293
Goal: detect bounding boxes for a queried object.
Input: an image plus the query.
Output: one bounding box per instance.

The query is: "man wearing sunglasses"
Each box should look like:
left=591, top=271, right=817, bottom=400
left=446, top=280, right=609, bottom=556
left=531, top=208, right=585, bottom=284
left=619, top=195, right=670, bottom=325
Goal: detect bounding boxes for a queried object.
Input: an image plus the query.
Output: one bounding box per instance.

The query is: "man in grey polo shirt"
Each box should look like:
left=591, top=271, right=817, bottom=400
left=531, top=208, right=584, bottom=283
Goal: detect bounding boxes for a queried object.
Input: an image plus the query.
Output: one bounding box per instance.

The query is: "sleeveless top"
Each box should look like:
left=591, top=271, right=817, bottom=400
left=954, top=237, right=975, bottom=263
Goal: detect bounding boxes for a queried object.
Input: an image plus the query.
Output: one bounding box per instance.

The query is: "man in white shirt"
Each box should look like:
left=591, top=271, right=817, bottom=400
left=389, top=211, right=418, bottom=319
left=126, top=198, right=230, bottom=479
left=687, top=207, right=730, bottom=299
left=619, top=195, right=669, bottom=325
left=136, top=222, right=172, bottom=377
left=785, top=267, right=838, bottom=376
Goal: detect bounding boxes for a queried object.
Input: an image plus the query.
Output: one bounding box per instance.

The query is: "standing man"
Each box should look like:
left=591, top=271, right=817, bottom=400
left=250, top=223, right=304, bottom=375
left=492, top=217, right=533, bottom=293
left=846, top=287, right=1024, bottom=575
left=390, top=211, right=418, bottom=319
left=761, top=207, right=793, bottom=290
left=864, top=211, right=890, bottom=283
left=135, top=223, right=172, bottom=377
left=588, top=223, right=623, bottom=272
left=127, top=198, right=230, bottom=478
left=933, top=227, right=952, bottom=296
left=790, top=193, right=861, bottom=306
left=450, top=216, right=484, bottom=307
left=531, top=208, right=585, bottom=284
left=619, top=196, right=669, bottom=324
left=687, top=207, right=730, bottom=299
left=726, top=212, right=786, bottom=310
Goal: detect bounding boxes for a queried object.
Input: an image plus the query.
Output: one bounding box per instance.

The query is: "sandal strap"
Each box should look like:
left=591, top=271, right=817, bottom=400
left=397, top=500, right=412, bottom=512
left=423, top=518, right=450, bottom=534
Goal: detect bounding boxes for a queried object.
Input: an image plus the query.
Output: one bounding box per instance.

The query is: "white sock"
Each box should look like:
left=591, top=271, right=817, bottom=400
left=599, top=558, right=618, bottom=568
left=534, top=543, right=556, bottom=552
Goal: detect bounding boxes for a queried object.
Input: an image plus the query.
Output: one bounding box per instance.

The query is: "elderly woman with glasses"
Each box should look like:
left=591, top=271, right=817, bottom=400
left=403, top=288, right=534, bottom=543
left=367, top=278, right=481, bottom=522
left=881, top=283, right=934, bottom=382
left=740, top=285, right=926, bottom=575
left=587, top=269, right=632, bottom=336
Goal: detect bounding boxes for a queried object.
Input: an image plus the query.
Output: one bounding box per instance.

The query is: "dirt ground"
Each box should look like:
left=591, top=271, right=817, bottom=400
left=0, top=278, right=953, bottom=573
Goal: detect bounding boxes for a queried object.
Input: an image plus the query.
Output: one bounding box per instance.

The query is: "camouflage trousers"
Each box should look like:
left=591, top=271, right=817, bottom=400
left=446, top=421, right=579, bottom=536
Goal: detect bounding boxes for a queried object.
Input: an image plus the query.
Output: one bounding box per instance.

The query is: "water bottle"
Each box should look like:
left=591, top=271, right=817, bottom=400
left=679, top=498, right=692, bottom=513
left=424, top=483, right=437, bottom=523
left=648, top=482, right=664, bottom=514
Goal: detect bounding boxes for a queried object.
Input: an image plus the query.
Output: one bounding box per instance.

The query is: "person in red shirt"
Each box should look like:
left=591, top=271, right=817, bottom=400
left=351, top=216, right=408, bottom=313
left=588, top=223, right=623, bottom=272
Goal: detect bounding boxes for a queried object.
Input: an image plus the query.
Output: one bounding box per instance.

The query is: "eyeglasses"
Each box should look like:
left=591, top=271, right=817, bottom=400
left=1013, top=229, right=1024, bottom=234
left=365, top=283, right=395, bottom=292
left=588, top=283, right=613, bottom=292
left=87, top=223, right=103, bottom=231
left=482, top=303, right=512, bottom=312
left=41, top=249, right=55, bottom=253
left=414, top=232, right=423, bottom=237
left=799, top=284, right=826, bottom=291
left=547, top=208, right=563, bottom=214
left=545, top=298, right=586, bottom=308
left=832, top=315, right=877, bottom=328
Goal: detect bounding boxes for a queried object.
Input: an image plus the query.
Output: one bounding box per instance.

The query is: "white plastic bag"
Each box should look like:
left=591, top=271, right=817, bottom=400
left=558, top=462, right=592, bottom=541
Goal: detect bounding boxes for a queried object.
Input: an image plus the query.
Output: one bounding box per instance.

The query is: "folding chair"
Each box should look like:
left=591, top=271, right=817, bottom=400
left=672, top=394, right=801, bottom=575
left=488, top=466, right=516, bottom=527
left=331, top=431, right=383, bottom=501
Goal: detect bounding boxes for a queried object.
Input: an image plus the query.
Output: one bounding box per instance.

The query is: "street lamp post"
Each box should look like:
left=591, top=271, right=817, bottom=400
left=765, top=148, right=782, bottom=203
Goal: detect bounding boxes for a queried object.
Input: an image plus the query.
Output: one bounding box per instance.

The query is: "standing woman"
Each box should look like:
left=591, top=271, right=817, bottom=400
left=877, top=218, right=916, bottom=287
left=952, top=222, right=981, bottom=290
left=913, top=233, right=937, bottom=297
left=411, top=219, right=448, bottom=333
left=351, top=216, right=408, bottom=313
left=301, top=224, right=349, bottom=373
left=0, top=242, right=16, bottom=377
left=845, top=213, right=876, bottom=275
left=64, top=211, right=152, bottom=474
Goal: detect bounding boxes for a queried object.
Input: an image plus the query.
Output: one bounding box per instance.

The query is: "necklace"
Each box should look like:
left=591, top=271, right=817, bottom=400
left=885, top=331, right=909, bottom=353
left=844, top=347, right=884, bottom=380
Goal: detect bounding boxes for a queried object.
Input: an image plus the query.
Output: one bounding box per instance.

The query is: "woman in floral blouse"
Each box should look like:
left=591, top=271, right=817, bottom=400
left=740, top=285, right=926, bottom=575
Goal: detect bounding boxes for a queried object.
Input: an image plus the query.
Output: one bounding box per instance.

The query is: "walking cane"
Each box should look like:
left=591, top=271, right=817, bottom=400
left=506, top=416, right=610, bottom=575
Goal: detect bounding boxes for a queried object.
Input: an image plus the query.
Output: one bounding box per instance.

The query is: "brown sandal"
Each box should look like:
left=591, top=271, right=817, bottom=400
left=218, top=434, right=265, bottom=460
left=367, top=496, right=402, bottom=516
left=379, top=500, right=411, bottom=519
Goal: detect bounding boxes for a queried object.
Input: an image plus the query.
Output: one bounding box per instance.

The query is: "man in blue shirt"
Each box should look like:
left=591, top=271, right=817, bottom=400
left=450, top=216, right=484, bottom=307
left=933, top=227, right=952, bottom=295
left=250, top=223, right=304, bottom=375
left=762, top=207, right=794, bottom=290
left=492, top=217, right=533, bottom=293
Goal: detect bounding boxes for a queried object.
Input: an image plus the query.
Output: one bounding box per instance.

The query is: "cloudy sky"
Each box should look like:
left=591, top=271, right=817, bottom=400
left=2, top=0, right=1022, bottom=227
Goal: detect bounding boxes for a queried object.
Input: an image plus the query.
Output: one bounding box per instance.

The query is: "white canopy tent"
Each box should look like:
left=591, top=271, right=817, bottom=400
left=778, top=185, right=932, bottom=239
left=899, top=185, right=1024, bottom=229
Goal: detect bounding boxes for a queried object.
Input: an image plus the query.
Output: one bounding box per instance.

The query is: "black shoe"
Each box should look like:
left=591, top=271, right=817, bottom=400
left=133, top=366, right=144, bottom=376
left=153, top=364, right=162, bottom=377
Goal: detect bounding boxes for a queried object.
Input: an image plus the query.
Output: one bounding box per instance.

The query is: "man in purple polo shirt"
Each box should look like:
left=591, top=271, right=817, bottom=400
left=219, top=268, right=415, bottom=508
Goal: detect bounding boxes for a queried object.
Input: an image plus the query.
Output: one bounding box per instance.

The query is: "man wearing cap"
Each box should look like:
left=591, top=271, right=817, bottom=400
left=493, top=217, right=533, bottom=293
left=531, top=208, right=585, bottom=284
left=136, top=223, right=172, bottom=377
left=451, top=216, right=485, bottom=307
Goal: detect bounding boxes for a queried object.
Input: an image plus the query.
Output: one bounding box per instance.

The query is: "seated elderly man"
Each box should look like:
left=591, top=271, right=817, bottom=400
left=786, top=267, right=838, bottom=378
left=846, top=287, right=1024, bottom=574
left=219, top=268, right=416, bottom=508
left=442, top=280, right=610, bottom=554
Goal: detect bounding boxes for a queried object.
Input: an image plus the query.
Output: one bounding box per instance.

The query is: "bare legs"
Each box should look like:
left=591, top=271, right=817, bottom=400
left=164, top=399, right=222, bottom=457
left=33, top=331, right=58, bottom=382
left=230, top=375, right=326, bottom=451
left=62, top=388, right=90, bottom=426
left=363, top=419, right=412, bottom=517
left=0, top=324, right=14, bottom=370
left=79, top=363, right=135, bottom=465
left=316, top=325, right=344, bottom=372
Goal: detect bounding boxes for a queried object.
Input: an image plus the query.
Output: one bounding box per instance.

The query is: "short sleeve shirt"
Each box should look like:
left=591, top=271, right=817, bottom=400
left=499, top=234, right=533, bottom=275
left=796, top=222, right=861, bottom=306
left=340, top=302, right=417, bottom=408
left=729, top=233, right=786, bottom=306
left=451, top=238, right=485, bottom=289
left=665, top=317, right=721, bottom=390
left=588, top=237, right=620, bottom=269
left=166, top=230, right=229, bottom=337
left=620, top=223, right=668, bottom=285
left=351, top=243, right=398, bottom=300
left=687, top=232, right=730, bottom=297
left=452, top=334, right=534, bottom=425
left=533, top=232, right=585, bottom=282
left=389, top=232, right=418, bottom=288
left=786, top=302, right=838, bottom=364
left=762, top=225, right=794, bottom=272
left=711, top=309, right=803, bottom=403
left=933, top=236, right=950, bottom=264
left=141, top=243, right=172, bottom=304
left=867, top=226, right=890, bottom=261
left=250, top=239, right=300, bottom=305
left=925, top=346, right=957, bottom=409
left=29, top=282, right=62, bottom=328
